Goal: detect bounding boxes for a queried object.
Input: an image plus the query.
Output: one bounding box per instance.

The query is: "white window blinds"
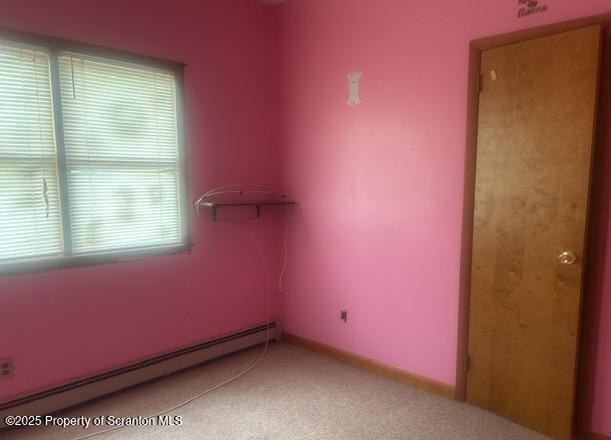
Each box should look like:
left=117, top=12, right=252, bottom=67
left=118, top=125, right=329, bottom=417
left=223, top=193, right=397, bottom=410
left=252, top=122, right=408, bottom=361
left=58, top=54, right=182, bottom=254
left=0, top=43, right=63, bottom=261
left=0, top=36, right=186, bottom=269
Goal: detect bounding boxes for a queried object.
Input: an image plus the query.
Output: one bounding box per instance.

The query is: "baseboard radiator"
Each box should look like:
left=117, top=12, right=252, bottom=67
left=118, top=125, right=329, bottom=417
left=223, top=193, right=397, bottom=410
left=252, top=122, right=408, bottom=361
left=0, top=320, right=281, bottom=427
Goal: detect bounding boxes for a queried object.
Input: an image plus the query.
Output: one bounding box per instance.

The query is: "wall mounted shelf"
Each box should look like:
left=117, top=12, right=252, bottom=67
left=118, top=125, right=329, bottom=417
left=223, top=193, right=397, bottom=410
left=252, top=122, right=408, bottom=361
left=198, top=200, right=295, bottom=221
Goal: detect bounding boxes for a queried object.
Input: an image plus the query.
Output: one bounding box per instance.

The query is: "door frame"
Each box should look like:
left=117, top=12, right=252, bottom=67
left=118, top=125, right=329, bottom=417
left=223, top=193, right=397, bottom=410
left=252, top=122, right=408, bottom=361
left=455, top=13, right=611, bottom=439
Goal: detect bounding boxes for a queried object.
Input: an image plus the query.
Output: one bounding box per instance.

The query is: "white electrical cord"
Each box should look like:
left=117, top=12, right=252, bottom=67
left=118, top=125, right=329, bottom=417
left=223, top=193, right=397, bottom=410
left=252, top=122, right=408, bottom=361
left=193, top=184, right=287, bottom=218
left=194, top=185, right=292, bottom=291
left=71, top=199, right=273, bottom=440
left=278, top=208, right=291, bottom=293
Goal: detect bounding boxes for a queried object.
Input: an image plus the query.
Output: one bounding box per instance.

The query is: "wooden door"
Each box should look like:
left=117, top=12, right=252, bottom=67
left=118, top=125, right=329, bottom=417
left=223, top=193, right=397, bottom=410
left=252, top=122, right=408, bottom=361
left=467, top=25, right=601, bottom=440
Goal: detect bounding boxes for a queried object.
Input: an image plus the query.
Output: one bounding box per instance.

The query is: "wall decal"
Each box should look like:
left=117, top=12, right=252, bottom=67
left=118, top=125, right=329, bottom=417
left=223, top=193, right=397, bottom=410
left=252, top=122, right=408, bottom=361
left=518, top=0, right=548, bottom=18
left=347, top=72, right=362, bottom=106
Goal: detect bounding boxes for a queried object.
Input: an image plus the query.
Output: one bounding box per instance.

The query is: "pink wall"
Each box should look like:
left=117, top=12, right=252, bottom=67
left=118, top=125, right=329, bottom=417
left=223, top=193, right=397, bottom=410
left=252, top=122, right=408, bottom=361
left=0, top=0, right=283, bottom=402
left=1, top=0, right=610, bottom=436
left=274, top=0, right=611, bottom=436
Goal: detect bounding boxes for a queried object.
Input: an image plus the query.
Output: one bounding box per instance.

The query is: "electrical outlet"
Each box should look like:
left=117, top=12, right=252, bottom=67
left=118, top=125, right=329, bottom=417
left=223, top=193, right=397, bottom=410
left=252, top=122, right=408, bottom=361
left=0, top=358, right=13, bottom=380
left=340, top=310, right=348, bottom=322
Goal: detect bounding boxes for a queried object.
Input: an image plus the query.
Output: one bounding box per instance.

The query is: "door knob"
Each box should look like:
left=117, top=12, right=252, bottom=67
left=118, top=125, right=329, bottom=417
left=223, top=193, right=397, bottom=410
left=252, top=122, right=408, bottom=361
left=558, top=251, right=577, bottom=265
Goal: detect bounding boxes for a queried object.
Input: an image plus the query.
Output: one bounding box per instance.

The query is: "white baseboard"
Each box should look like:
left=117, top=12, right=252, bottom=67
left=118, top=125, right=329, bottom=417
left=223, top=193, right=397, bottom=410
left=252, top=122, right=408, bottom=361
left=0, top=320, right=281, bottom=427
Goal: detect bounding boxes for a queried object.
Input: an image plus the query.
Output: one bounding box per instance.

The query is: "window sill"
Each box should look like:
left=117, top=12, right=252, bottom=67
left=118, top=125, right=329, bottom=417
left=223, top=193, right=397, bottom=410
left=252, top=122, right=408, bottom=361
left=0, top=242, right=193, bottom=278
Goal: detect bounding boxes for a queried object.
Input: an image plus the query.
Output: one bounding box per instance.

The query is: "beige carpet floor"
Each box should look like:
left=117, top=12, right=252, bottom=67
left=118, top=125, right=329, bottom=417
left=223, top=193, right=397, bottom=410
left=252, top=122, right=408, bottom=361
left=2, top=342, right=550, bottom=440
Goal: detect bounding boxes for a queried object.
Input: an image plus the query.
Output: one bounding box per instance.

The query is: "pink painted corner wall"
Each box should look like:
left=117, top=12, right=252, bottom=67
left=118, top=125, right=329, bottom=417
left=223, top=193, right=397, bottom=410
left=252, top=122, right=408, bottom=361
left=1, top=0, right=610, bottom=436
left=0, top=0, right=283, bottom=402
left=274, top=0, right=611, bottom=436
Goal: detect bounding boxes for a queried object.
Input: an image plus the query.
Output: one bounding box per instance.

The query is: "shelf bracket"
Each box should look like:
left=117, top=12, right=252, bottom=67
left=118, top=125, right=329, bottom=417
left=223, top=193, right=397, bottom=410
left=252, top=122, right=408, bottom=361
left=199, top=199, right=294, bottom=222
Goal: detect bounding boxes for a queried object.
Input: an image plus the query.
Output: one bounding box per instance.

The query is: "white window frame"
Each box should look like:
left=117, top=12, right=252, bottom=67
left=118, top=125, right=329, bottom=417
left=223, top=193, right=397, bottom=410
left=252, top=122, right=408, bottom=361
left=0, top=29, right=190, bottom=276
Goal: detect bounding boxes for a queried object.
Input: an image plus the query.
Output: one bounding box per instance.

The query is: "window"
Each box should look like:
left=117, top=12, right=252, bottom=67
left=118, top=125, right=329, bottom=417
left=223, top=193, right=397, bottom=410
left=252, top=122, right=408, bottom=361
left=0, top=33, right=188, bottom=274
left=0, top=43, right=63, bottom=261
